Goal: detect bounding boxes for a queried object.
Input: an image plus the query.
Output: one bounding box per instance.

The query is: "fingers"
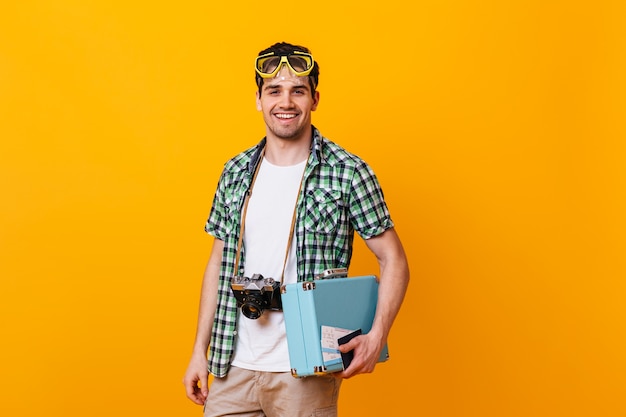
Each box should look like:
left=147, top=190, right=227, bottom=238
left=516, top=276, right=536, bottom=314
left=336, top=335, right=379, bottom=378
left=183, top=356, right=210, bottom=405
left=183, top=374, right=208, bottom=405
left=201, top=377, right=209, bottom=399
left=338, top=334, right=360, bottom=353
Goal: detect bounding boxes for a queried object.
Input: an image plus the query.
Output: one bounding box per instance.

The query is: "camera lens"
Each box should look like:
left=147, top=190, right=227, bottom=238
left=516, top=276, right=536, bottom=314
left=241, top=301, right=264, bottom=319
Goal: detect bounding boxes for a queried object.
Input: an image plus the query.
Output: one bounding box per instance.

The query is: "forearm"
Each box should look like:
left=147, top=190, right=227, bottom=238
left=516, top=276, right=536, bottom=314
left=366, top=228, right=410, bottom=343
left=371, top=258, right=409, bottom=343
left=190, top=238, right=224, bottom=357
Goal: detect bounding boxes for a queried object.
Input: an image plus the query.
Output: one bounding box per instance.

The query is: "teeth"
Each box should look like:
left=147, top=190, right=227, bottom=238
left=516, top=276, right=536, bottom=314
left=275, top=114, right=296, bottom=119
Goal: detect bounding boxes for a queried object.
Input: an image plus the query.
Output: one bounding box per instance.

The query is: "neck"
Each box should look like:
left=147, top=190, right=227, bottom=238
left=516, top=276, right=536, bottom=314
left=264, top=135, right=312, bottom=166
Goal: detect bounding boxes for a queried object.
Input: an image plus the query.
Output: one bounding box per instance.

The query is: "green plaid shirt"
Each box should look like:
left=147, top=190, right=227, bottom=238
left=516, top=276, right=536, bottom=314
left=204, top=127, right=394, bottom=377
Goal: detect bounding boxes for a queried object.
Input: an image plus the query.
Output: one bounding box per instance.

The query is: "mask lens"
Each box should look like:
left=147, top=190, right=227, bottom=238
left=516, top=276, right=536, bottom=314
left=257, top=56, right=281, bottom=75
left=287, top=54, right=312, bottom=73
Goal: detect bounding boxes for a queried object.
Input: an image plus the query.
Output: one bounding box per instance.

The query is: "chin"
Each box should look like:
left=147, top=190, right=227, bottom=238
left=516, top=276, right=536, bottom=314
left=272, top=127, right=304, bottom=140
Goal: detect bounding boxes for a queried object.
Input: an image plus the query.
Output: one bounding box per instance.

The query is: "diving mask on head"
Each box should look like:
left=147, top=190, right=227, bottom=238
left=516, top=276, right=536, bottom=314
left=255, top=51, right=315, bottom=78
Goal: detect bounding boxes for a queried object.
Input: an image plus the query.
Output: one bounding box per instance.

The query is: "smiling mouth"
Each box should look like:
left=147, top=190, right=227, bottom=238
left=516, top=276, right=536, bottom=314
left=274, top=113, right=297, bottom=120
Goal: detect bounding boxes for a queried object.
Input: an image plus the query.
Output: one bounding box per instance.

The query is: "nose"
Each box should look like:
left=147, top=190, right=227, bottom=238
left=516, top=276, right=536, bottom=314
left=278, top=89, right=294, bottom=108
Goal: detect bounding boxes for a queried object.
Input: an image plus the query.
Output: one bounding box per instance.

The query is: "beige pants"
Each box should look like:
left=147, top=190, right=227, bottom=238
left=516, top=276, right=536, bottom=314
left=203, top=366, right=342, bottom=417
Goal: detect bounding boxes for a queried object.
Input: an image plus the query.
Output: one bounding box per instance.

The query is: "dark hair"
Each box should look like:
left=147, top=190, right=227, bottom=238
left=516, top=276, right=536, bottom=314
left=255, top=42, right=320, bottom=95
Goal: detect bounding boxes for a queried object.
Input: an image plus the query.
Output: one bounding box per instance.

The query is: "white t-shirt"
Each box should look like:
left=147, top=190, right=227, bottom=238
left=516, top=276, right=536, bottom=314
left=231, top=157, right=306, bottom=372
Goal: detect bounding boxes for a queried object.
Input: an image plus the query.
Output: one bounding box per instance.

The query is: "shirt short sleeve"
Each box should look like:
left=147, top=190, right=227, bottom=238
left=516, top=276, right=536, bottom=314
left=348, top=161, right=394, bottom=239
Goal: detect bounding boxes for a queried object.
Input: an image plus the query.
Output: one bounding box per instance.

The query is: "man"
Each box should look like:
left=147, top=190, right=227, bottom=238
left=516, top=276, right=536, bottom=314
left=183, top=42, right=410, bottom=417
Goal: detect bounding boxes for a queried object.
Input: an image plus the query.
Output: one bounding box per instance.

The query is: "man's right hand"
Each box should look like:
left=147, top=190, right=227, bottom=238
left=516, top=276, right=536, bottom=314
left=182, top=354, right=209, bottom=405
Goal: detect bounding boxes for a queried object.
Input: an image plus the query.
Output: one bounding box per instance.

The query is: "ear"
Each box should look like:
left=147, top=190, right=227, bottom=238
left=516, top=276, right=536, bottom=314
left=311, top=90, right=320, bottom=111
left=256, top=91, right=262, bottom=111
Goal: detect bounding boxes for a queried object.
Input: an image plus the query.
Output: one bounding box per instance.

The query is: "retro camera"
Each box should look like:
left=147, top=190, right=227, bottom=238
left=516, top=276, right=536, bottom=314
left=231, top=274, right=283, bottom=319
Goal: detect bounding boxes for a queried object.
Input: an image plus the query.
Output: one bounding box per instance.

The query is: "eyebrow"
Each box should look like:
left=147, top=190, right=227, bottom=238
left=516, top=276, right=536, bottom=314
left=263, top=82, right=310, bottom=91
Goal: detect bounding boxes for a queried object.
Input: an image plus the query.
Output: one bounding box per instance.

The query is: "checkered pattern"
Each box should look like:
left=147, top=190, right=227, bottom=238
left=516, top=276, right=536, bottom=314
left=204, top=127, right=394, bottom=377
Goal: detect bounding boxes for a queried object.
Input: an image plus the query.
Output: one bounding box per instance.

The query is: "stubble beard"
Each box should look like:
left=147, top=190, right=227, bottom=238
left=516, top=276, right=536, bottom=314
left=272, top=125, right=304, bottom=140
left=266, top=116, right=308, bottom=141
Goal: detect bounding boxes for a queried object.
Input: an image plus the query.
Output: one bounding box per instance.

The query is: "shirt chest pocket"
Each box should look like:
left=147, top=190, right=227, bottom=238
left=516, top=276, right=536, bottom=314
left=223, top=189, right=246, bottom=235
left=303, top=189, right=342, bottom=234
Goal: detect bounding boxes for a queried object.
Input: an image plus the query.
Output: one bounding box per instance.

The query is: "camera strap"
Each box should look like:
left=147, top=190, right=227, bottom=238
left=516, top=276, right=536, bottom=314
left=233, top=147, right=309, bottom=283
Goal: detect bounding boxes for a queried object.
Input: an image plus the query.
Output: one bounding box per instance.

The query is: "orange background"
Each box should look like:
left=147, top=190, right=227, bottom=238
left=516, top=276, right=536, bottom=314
left=1, top=1, right=625, bottom=416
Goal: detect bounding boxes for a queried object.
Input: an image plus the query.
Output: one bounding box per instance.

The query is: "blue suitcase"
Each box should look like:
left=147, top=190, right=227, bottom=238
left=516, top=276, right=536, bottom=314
left=281, top=275, right=390, bottom=378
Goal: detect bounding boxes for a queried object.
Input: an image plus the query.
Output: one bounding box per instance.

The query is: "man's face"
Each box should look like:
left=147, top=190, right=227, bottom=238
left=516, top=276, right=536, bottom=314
left=256, top=65, right=319, bottom=142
